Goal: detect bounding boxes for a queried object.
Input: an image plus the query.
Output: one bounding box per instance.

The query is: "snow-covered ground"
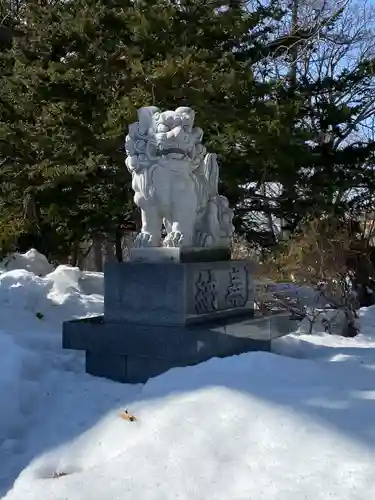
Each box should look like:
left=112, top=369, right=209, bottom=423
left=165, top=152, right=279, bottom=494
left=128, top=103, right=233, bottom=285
left=1, top=250, right=375, bottom=499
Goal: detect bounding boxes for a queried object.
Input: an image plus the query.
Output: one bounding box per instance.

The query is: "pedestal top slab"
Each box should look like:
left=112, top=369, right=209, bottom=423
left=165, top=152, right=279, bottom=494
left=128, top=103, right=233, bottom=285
left=129, top=246, right=231, bottom=263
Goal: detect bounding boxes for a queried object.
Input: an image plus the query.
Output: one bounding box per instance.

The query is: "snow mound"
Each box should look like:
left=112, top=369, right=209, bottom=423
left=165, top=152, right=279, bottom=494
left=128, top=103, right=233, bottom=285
left=0, top=266, right=103, bottom=330
left=359, top=305, right=375, bottom=338
left=5, top=352, right=375, bottom=500
left=0, top=250, right=104, bottom=296
left=2, top=250, right=375, bottom=500
left=1, top=249, right=54, bottom=277
left=0, top=257, right=104, bottom=487
left=0, top=333, right=41, bottom=446
left=46, top=266, right=104, bottom=297
left=0, top=269, right=53, bottom=312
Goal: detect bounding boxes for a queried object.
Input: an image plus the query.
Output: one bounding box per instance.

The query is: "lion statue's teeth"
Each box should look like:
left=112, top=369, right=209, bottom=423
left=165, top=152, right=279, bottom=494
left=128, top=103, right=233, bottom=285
left=125, top=106, right=234, bottom=249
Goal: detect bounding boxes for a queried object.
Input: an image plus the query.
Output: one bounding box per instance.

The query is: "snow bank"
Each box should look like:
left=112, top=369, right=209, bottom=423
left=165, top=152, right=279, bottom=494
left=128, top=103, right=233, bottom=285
left=2, top=250, right=375, bottom=500
left=0, top=333, right=40, bottom=446
left=0, top=249, right=54, bottom=277
left=5, top=351, right=375, bottom=500
left=359, top=305, right=375, bottom=338
left=0, top=264, right=103, bottom=333
left=0, top=252, right=104, bottom=492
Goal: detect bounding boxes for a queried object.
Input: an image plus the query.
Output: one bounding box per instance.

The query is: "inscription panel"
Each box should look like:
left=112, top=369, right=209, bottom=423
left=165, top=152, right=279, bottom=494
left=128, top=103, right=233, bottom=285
left=194, top=270, right=218, bottom=314
left=191, top=263, right=251, bottom=316
left=226, top=266, right=248, bottom=308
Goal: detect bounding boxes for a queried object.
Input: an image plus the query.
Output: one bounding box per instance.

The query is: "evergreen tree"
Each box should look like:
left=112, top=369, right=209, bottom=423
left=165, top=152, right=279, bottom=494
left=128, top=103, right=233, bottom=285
left=236, top=3, right=375, bottom=240
left=3, top=0, right=372, bottom=259
left=0, top=0, right=288, bottom=258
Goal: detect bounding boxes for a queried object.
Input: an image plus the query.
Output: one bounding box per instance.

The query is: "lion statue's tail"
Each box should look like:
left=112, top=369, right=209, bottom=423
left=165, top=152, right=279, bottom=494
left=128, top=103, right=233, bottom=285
left=193, top=152, right=234, bottom=248
left=203, top=153, right=220, bottom=198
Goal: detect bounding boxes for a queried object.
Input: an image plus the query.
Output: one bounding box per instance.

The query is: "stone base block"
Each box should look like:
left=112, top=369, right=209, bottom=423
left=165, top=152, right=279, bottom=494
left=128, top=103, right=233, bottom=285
left=86, top=352, right=181, bottom=384
left=63, top=313, right=298, bottom=384
left=104, top=260, right=254, bottom=326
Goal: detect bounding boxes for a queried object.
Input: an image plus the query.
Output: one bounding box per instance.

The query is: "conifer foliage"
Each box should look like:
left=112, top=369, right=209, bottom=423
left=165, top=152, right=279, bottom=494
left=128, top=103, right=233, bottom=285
left=0, top=0, right=374, bottom=260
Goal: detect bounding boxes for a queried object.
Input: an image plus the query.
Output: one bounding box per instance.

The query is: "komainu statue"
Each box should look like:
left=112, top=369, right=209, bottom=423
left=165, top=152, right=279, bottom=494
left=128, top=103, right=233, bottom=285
left=125, top=106, right=234, bottom=249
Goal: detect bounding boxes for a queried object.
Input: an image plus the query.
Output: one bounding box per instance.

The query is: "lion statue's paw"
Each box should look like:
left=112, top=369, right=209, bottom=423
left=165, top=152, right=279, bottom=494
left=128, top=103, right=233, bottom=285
left=163, top=231, right=184, bottom=248
left=133, top=232, right=155, bottom=248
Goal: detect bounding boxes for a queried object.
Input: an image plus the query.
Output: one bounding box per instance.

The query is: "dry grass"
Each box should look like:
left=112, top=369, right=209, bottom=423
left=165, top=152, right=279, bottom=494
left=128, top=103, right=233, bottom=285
left=254, top=217, right=364, bottom=335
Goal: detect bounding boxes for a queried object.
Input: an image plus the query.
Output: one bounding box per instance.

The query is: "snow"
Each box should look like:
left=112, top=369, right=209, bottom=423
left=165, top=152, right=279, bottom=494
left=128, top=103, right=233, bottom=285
left=0, top=249, right=54, bottom=277
left=0, top=251, right=104, bottom=494
left=1, top=250, right=375, bottom=499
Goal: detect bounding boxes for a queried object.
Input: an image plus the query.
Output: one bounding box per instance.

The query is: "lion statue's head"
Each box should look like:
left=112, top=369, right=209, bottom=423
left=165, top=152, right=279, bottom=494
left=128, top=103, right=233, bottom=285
left=125, top=106, right=206, bottom=174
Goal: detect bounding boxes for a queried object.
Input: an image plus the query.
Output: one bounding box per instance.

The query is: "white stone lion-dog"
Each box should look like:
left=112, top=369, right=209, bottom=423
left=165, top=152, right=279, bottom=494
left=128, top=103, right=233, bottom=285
left=125, top=106, right=234, bottom=248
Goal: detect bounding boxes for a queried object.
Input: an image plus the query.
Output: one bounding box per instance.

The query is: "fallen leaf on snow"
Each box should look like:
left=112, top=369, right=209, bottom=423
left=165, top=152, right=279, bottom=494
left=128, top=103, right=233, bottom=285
left=119, top=409, right=138, bottom=422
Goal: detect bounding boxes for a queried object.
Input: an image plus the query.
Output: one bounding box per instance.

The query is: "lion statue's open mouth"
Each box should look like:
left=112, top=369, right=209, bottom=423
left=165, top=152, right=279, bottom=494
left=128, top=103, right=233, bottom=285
left=125, top=106, right=234, bottom=249
left=156, top=148, right=187, bottom=156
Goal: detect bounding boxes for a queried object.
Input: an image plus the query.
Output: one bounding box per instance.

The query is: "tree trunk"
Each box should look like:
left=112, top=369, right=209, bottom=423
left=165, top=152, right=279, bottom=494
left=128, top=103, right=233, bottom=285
left=104, top=239, right=116, bottom=264
left=92, top=236, right=103, bottom=272
left=115, top=229, right=123, bottom=262
left=71, top=240, right=80, bottom=267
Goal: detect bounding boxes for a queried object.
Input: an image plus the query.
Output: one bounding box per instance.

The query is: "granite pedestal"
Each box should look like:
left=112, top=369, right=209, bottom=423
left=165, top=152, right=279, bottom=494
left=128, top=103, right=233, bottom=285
left=63, top=253, right=297, bottom=383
